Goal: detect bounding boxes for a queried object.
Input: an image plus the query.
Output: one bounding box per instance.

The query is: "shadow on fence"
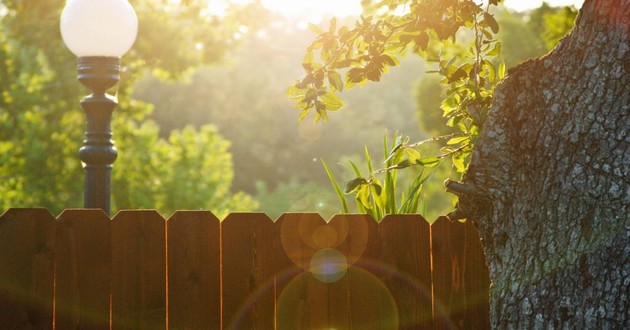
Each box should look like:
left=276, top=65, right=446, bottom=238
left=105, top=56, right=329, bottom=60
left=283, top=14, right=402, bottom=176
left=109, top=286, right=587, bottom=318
left=0, top=208, right=489, bottom=329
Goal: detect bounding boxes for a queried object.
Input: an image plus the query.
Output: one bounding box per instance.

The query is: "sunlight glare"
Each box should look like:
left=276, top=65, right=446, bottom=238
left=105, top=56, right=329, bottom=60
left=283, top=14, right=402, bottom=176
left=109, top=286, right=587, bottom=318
left=208, top=0, right=584, bottom=20
left=502, top=0, right=583, bottom=12
left=261, top=0, right=362, bottom=19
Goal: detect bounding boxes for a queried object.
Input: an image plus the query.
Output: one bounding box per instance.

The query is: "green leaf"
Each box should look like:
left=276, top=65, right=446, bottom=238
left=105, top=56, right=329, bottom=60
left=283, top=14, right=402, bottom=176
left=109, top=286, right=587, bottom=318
left=320, top=91, right=343, bottom=111
left=345, top=177, right=367, bottom=193
left=385, top=143, right=403, bottom=164
left=348, top=160, right=363, bottom=177
left=357, top=184, right=372, bottom=209
left=371, top=181, right=383, bottom=196
left=448, top=68, right=468, bottom=83
left=414, top=32, right=429, bottom=52
left=321, top=158, right=349, bottom=213
left=419, top=157, right=440, bottom=167
left=371, top=181, right=386, bottom=210
left=447, top=136, right=469, bottom=145
left=347, top=67, right=366, bottom=84
left=484, top=13, right=499, bottom=34
left=328, top=71, right=344, bottom=92
left=486, top=41, right=501, bottom=57
left=498, top=61, right=506, bottom=79
left=364, top=146, right=374, bottom=175
left=393, top=159, right=413, bottom=169
left=297, top=107, right=311, bottom=122
left=286, top=85, right=305, bottom=101
left=398, top=168, right=426, bottom=214
left=404, top=147, right=421, bottom=163
left=452, top=153, right=467, bottom=173
left=379, top=54, right=399, bottom=67
left=302, top=51, right=314, bottom=68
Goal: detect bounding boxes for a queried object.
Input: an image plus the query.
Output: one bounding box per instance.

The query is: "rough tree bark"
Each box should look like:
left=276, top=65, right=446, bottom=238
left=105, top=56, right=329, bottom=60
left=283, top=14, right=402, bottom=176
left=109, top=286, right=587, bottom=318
left=450, top=0, right=630, bottom=328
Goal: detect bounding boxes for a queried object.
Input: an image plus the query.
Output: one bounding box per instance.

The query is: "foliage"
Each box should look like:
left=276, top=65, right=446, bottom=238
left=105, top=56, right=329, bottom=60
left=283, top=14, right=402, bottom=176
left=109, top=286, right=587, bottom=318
left=133, top=22, right=425, bottom=194
left=288, top=0, right=504, bottom=169
left=540, top=5, right=578, bottom=50
left=289, top=1, right=580, bottom=217
left=416, top=4, right=578, bottom=139
left=0, top=0, right=263, bottom=214
left=254, top=178, right=339, bottom=220
left=323, top=132, right=448, bottom=221
left=288, top=0, right=507, bottom=216
left=113, top=124, right=258, bottom=218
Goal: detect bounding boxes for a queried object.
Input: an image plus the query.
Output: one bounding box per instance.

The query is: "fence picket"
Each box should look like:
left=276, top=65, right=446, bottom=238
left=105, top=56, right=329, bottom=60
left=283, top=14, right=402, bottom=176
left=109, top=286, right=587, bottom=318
left=326, top=214, right=385, bottom=329
left=111, top=210, right=166, bottom=329
left=55, top=209, right=112, bottom=330
left=431, top=217, right=468, bottom=329
left=0, top=209, right=55, bottom=329
left=275, top=213, right=329, bottom=329
left=221, top=213, right=279, bottom=329
left=377, top=215, right=433, bottom=330
left=167, top=211, right=221, bottom=329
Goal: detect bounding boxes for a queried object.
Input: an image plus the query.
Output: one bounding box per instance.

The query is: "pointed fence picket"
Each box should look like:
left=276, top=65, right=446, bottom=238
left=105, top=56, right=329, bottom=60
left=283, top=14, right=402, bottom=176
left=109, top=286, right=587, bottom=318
left=0, top=208, right=489, bottom=330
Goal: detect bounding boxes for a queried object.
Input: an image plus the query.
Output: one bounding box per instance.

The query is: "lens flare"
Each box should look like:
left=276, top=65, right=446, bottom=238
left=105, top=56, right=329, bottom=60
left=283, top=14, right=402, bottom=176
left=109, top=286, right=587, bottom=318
left=280, top=214, right=369, bottom=271
left=309, top=248, right=348, bottom=283
left=277, top=267, right=399, bottom=328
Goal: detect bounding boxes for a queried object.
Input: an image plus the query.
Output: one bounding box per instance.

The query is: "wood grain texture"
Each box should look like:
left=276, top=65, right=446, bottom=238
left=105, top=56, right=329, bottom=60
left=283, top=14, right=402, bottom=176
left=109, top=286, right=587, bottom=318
left=221, top=213, right=277, bottom=329
left=275, top=213, right=327, bottom=329
left=0, top=208, right=55, bottom=330
left=167, top=211, right=220, bottom=330
left=111, top=210, right=166, bottom=330
left=378, top=215, right=433, bottom=330
left=431, top=217, right=467, bottom=330
left=55, top=209, right=112, bottom=330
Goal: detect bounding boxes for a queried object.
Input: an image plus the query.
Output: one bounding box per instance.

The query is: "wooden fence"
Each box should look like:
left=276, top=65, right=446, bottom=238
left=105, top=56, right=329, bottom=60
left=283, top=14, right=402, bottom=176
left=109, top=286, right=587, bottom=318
left=0, top=208, right=489, bottom=329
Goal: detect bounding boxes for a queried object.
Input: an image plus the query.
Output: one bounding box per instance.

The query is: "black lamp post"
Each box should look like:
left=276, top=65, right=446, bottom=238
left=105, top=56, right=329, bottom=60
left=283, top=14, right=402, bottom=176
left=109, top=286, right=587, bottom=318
left=60, top=0, right=138, bottom=215
left=76, top=57, right=120, bottom=214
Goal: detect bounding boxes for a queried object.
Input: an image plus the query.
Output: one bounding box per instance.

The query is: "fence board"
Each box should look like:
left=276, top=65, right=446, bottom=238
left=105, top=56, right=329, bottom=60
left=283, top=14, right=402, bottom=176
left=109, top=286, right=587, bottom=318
left=221, top=213, right=279, bottom=329
left=111, top=210, right=166, bottom=330
left=167, top=211, right=220, bottom=329
left=0, top=208, right=55, bottom=329
left=326, top=214, right=388, bottom=329
left=55, top=209, right=112, bottom=330
left=463, top=220, right=490, bottom=329
left=376, top=214, right=433, bottom=330
left=431, top=217, right=468, bottom=329
left=275, top=213, right=327, bottom=329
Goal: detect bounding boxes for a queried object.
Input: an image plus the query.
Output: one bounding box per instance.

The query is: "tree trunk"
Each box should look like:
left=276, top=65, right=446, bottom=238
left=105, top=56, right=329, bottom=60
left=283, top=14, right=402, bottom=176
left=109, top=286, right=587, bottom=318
left=454, top=0, right=630, bottom=327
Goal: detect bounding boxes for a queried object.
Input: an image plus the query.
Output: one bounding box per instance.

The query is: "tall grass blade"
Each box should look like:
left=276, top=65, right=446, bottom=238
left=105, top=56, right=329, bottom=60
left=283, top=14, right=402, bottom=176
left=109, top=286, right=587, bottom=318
left=321, top=158, right=350, bottom=213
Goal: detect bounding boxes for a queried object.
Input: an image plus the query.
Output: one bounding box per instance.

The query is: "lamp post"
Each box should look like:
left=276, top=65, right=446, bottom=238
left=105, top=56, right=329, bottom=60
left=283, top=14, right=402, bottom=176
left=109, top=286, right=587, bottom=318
left=60, top=0, right=138, bottom=215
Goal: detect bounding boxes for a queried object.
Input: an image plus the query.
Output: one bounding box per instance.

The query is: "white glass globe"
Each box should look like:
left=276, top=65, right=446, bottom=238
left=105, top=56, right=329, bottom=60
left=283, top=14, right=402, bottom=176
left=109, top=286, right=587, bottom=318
left=60, top=0, right=138, bottom=57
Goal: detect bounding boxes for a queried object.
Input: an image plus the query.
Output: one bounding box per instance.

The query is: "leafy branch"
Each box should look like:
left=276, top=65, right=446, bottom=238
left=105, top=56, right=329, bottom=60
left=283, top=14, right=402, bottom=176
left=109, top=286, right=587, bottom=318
left=289, top=0, right=506, bottom=216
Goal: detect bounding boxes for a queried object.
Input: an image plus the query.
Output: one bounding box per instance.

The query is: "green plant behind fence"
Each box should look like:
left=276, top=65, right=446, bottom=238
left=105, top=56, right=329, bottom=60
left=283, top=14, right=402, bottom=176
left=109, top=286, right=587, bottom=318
left=323, top=132, right=445, bottom=220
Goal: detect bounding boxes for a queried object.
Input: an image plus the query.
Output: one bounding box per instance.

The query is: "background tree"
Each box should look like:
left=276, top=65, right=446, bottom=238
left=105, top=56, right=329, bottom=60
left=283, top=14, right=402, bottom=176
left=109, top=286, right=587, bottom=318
left=0, top=0, right=263, bottom=215
left=132, top=19, right=429, bottom=218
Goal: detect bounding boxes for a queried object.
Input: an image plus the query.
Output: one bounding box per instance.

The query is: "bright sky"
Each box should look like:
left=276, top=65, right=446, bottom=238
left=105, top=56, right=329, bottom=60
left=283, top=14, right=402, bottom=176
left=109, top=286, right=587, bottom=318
left=503, top=0, right=583, bottom=12
left=260, top=0, right=584, bottom=19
